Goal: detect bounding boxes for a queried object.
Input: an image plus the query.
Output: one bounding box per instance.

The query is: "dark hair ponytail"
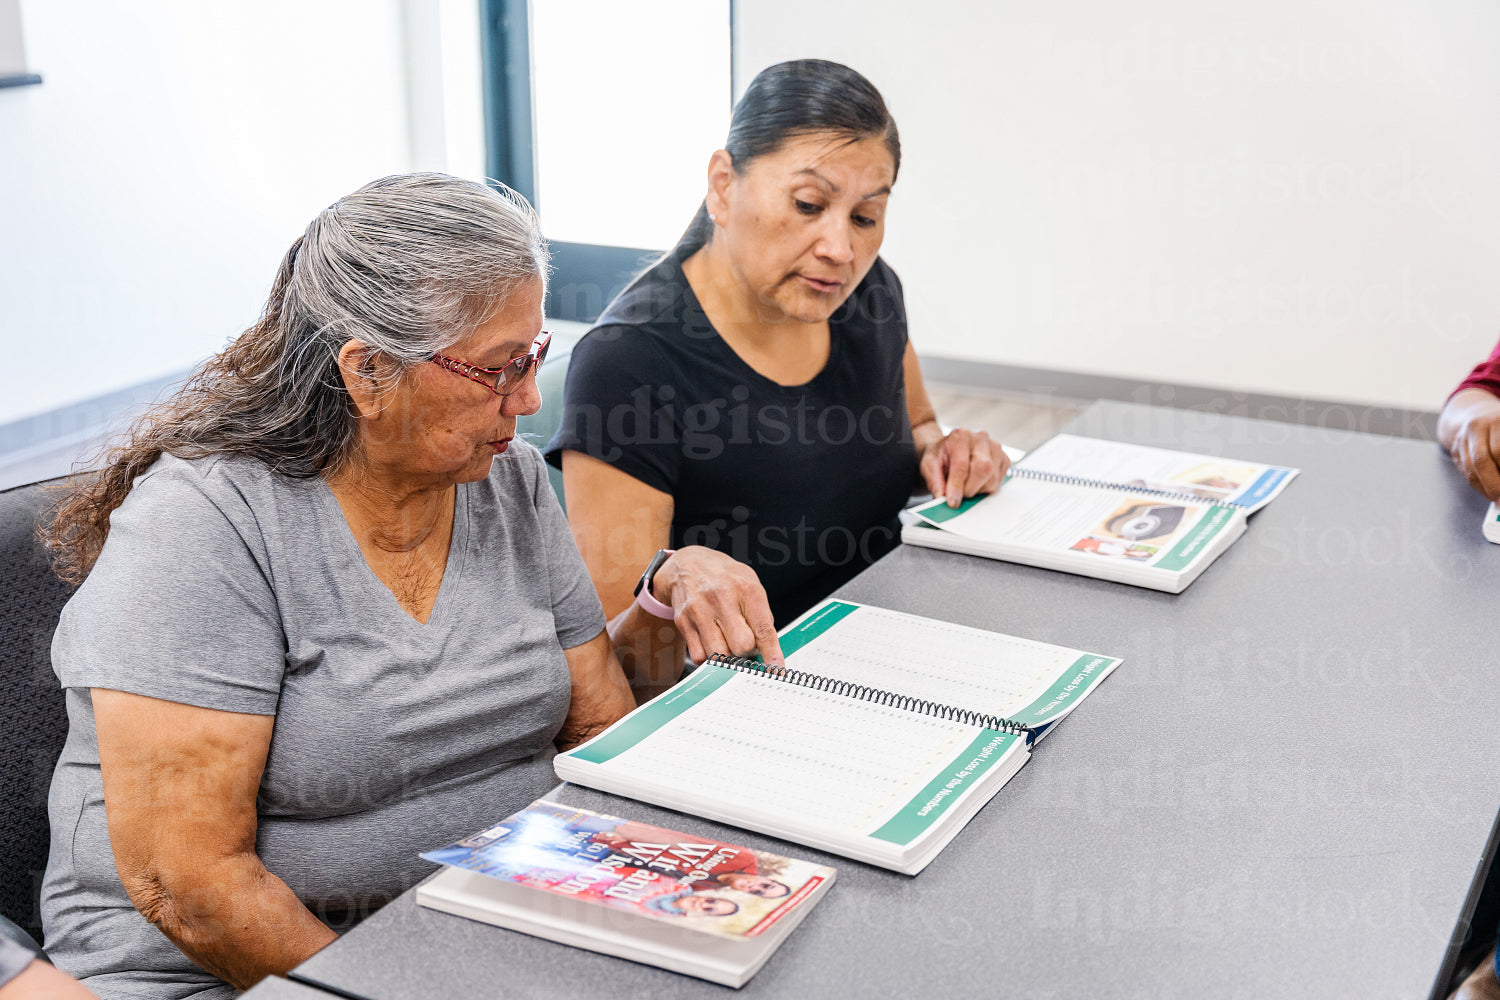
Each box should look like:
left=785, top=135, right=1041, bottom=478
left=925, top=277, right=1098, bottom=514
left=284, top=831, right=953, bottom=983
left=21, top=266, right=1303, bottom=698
left=681, top=59, right=900, bottom=247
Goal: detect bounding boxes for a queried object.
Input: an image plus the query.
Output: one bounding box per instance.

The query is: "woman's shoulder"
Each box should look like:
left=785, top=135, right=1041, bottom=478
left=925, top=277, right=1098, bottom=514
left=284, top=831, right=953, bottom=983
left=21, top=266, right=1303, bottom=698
left=123, top=452, right=273, bottom=518
left=863, top=254, right=904, bottom=294
left=120, top=452, right=306, bottom=534
left=592, top=247, right=690, bottom=331
left=835, top=255, right=907, bottom=340
left=475, top=438, right=551, bottom=508
left=565, top=315, right=686, bottom=391
left=78, top=454, right=293, bottom=601
left=852, top=254, right=906, bottom=307
left=54, top=450, right=292, bottom=713
left=573, top=247, right=715, bottom=363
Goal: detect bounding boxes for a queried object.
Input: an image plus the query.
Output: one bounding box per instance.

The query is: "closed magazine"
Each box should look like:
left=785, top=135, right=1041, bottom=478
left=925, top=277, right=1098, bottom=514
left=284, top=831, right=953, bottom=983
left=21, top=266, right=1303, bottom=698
left=418, top=800, right=834, bottom=987
left=556, top=599, right=1121, bottom=876
left=903, top=433, right=1299, bottom=593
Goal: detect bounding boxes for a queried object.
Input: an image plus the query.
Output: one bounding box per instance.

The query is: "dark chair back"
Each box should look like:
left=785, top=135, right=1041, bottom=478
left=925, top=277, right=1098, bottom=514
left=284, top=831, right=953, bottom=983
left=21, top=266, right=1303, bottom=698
left=0, top=479, right=73, bottom=936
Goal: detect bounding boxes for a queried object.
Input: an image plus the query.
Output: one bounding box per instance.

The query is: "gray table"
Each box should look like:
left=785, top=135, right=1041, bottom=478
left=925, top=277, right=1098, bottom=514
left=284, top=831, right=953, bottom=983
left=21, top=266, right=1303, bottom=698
left=241, top=975, right=342, bottom=998
left=291, top=401, right=1500, bottom=1000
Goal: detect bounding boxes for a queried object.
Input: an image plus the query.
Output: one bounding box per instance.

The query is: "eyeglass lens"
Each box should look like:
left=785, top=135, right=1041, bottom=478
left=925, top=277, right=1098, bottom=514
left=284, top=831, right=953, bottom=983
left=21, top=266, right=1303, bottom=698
left=493, top=337, right=549, bottom=394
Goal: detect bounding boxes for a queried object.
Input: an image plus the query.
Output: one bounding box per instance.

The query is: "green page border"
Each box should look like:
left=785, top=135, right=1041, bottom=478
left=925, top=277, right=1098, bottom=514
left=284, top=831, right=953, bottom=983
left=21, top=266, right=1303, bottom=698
left=565, top=599, right=863, bottom=765
left=1154, top=504, right=1237, bottom=571
left=869, top=730, right=1022, bottom=846
left=1009, top=654, right=1116, bottom=725
left=780, top=599, right=860, bottom=657
left=913, top=492, right=990, bottom=524
left=565, top=663, right=736, bottom=764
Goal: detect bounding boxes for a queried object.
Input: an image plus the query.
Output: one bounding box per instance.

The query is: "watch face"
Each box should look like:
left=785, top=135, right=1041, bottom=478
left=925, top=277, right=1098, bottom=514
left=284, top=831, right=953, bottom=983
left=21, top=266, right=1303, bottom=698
left=635, top=549, right=670, bottom=597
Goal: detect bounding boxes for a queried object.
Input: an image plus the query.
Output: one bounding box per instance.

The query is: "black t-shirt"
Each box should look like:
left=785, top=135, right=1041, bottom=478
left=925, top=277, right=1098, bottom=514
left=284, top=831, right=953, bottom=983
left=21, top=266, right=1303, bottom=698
left=545, top=239, right=916, bottom=626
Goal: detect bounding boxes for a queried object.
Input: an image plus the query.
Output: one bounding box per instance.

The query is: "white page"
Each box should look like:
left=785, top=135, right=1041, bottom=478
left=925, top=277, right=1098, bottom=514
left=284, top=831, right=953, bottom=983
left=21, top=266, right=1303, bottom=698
left=573, top=669, right=989, bottom=839
left=782, top=603, right=1117, bottom=726
left=914, top=477, right=1224, bottom=570
left=1020, top=433, right=1298, bottom=512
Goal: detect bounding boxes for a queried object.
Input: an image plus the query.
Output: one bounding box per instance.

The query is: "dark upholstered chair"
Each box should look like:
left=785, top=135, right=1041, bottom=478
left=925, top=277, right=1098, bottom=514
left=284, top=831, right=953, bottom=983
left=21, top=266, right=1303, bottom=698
left=0, top=478, right=73, bottom=941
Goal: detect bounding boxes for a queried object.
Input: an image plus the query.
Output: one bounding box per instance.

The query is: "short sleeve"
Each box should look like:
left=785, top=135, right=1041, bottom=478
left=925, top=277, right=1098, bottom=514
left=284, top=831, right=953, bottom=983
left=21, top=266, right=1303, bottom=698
left=544, top=325, right=682, bottom=495
left=0, top=937, right=36, bottom=989
left=1455, top=336, right=1500, bottom=400
left=848, top=256, right=909, bottom=351
left=523, top=445, right=606, bottom=648
left=52, top=460, right=287, bottom=715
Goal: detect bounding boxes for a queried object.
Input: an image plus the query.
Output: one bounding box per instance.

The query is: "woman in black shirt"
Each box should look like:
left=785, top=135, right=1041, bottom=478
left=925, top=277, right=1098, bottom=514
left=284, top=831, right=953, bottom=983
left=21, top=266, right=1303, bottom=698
left=547, top=59, right=1008, bottom=688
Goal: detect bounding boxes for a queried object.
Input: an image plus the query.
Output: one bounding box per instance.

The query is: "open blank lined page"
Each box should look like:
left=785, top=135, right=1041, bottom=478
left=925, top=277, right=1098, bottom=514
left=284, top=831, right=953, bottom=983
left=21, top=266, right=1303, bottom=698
left=777, top=602, right=1121, bottom=728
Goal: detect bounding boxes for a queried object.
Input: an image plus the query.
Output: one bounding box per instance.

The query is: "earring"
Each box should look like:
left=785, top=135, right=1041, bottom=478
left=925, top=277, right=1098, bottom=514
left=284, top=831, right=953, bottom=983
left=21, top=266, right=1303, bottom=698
left=709, top=213, right=718, bottom=224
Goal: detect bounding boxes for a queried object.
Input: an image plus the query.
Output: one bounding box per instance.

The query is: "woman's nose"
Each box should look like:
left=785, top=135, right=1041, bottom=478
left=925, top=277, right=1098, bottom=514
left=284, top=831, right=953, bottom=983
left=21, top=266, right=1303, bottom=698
left=502, top=368, right=543, bottom=417
left=815, top=216, right=855, bottom=265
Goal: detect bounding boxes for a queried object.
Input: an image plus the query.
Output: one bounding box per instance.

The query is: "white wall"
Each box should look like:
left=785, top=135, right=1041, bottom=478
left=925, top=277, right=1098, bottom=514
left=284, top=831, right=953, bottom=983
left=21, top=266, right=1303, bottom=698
left=0, top=1, right=414, bottom=427
left=735, top=0, right=1500, bottom=411
left=403, top=0, right=485, bottom=179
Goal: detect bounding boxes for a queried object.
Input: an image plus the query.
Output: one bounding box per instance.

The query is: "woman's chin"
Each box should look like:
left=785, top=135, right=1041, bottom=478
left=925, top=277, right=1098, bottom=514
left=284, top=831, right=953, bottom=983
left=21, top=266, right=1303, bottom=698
left=448, top=451, right=498, bottom=483
left=769, top=291, right=844, bottom=326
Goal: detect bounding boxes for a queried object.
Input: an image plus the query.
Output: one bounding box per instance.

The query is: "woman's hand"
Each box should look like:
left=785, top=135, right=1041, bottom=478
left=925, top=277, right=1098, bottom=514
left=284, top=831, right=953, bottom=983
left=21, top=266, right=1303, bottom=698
left=652, top=546, right=784, bottom=667
left=0, top=956, right=99, bottom=999
left=1439, top=388, right=1500, bottom=501
left=562, top=452, right=784, bottom=685
left=913, top=421, right=1010, bottom=508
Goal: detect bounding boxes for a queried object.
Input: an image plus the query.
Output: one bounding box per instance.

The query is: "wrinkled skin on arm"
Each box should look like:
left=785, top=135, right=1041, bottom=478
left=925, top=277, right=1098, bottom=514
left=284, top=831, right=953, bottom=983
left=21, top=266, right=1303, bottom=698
left=93, top=690, right=337, bottom=991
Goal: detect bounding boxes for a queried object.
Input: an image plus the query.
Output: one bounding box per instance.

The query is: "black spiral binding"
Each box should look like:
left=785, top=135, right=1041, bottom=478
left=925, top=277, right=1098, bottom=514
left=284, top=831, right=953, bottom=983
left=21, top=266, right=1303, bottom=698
left=1012, top=467, right=1242, bottom=510
left=705, top=653, right=1034, bottom=744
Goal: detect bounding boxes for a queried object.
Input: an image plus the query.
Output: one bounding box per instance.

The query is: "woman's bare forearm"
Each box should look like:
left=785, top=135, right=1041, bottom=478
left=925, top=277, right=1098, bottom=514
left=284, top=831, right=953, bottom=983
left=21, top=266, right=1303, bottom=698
left=93, top=691, right=335, bottom=992
left=608, top=601, right=689, bottom=699
left=557, top=631, right=638, bottom=749
left=126, top=853, right=335, bottom=991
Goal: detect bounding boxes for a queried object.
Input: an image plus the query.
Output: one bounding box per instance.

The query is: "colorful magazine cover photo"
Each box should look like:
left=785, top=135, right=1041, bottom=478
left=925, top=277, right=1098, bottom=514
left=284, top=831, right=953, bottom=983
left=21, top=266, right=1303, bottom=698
left=423, top=800, right=832, bottom=939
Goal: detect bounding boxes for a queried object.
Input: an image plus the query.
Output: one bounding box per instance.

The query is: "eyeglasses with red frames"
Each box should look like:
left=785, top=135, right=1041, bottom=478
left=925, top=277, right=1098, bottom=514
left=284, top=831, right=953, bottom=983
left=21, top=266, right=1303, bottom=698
left=430, top=333, right=552, bottom=396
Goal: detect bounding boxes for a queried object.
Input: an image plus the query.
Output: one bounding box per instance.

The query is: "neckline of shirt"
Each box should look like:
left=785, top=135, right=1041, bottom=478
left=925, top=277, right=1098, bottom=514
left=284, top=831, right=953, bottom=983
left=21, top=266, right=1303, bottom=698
left=315, top=475, right=472, bottom=629
left=663, top=243, right=847, bottom=394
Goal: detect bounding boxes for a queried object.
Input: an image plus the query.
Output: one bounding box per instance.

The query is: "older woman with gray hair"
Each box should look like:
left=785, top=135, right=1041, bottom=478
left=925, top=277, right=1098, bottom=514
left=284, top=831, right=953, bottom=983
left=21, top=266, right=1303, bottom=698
left=38, top=173, right=640, bottom=997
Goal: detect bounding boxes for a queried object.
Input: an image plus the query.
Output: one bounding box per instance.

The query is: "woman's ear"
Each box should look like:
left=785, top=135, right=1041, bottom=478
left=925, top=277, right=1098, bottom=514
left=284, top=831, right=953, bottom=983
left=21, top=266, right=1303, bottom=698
left=705, top=149, right=735, bottom=228
left=336, top=339, right=391, bottom=420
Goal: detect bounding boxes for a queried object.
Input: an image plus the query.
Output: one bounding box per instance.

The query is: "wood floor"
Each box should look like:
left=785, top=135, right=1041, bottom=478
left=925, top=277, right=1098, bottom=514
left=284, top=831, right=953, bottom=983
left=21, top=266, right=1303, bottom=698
left=927, top=383, right=1086, bottom=454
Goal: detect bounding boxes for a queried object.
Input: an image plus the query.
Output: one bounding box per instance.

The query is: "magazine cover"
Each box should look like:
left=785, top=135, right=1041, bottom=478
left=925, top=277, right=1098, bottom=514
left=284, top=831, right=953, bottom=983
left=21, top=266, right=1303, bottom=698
left=423, top=800, right=834, bottom=940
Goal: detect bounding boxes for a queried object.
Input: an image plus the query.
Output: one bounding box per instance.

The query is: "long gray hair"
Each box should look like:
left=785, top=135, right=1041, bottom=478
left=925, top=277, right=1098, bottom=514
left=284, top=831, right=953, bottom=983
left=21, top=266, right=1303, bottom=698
left=43, top=172, right=548, bottom=583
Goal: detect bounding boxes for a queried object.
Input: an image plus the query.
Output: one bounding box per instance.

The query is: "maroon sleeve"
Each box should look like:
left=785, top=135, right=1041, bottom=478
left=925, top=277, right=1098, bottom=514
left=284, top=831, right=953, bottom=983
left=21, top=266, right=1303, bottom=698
left=1455, top=336, right=1500, bottom=400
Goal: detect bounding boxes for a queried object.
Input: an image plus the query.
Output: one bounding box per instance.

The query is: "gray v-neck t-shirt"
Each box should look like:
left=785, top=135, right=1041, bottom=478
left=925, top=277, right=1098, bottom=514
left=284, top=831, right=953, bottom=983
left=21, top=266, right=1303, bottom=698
left=41, top=441, right=605, bottom=999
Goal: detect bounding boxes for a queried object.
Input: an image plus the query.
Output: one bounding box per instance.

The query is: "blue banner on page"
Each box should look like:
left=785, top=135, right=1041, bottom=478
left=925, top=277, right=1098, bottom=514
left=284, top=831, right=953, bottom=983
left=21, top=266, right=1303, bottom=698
left=1235, top=468, right=1292, bottom=508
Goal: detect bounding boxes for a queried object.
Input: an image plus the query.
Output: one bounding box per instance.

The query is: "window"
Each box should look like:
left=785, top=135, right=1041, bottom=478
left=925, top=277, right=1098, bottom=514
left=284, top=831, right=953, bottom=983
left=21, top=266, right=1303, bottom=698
left=480, top=0, right=731, bottom=322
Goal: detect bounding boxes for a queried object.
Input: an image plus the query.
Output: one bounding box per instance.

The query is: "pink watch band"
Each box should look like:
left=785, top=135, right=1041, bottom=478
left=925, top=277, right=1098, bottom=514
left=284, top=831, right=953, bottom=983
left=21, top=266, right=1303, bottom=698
left=634, top=550, right=676, bottom=619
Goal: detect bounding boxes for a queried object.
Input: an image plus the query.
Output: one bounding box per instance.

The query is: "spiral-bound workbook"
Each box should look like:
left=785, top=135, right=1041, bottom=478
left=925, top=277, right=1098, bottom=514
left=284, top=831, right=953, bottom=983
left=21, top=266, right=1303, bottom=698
left=902, top=434, right=1299, bottom=593
left=555, top=600, right=1121, bottom=875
